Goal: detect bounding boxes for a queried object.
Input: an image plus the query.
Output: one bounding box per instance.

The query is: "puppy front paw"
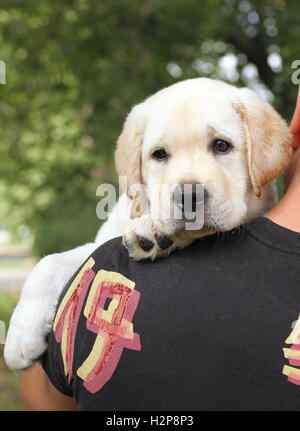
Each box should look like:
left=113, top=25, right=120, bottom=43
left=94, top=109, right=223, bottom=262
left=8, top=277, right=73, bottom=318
left=123, top=216, right=183, bottom=260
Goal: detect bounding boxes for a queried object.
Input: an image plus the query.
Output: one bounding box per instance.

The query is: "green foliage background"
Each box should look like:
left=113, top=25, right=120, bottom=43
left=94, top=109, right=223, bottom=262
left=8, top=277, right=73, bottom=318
left=0, top=0, right=299, bottom=256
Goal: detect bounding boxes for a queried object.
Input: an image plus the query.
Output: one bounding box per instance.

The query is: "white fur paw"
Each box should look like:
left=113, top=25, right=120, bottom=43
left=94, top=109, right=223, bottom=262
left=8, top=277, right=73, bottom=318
left=122, top=216, right=181, bottom=260
left=4, top=301, right=53, bottom=371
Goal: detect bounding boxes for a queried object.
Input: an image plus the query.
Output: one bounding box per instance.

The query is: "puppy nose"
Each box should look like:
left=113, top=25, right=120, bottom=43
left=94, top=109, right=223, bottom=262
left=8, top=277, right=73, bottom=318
left=173, top=183, right=208, bottom=213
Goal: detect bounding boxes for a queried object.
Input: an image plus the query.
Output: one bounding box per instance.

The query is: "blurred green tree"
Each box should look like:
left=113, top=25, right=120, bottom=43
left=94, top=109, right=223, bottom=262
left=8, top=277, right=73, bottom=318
left=0, top=0, right=299, bottom=255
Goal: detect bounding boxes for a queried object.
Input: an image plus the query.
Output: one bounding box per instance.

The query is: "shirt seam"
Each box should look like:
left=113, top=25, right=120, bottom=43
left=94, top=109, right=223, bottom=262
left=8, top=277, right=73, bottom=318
left=245, top=226, right=300, bottom=256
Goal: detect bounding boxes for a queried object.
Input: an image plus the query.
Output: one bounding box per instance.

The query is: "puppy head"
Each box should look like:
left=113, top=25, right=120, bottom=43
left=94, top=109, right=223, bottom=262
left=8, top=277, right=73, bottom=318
left=115, top=78, right=292, bottom=236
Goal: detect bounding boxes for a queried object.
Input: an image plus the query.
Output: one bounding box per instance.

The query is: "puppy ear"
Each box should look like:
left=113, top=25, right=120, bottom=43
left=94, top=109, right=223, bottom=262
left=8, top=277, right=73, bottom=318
left=115, top=103, right=148, bottom=218
left=234, top=88, right=292, bottom=197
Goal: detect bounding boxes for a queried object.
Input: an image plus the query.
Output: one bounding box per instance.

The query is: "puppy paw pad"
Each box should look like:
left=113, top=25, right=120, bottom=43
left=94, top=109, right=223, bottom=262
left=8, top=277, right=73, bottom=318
left=136, top=235, right=155, bottom=252
left=155, top=235, right=173, bottom=250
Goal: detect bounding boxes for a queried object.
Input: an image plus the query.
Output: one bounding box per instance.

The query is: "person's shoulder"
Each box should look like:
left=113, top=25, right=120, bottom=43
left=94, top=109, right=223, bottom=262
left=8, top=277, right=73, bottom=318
left=92, top=236, right=125, bottom=258
left=88, top=236, right=130, bottom=274
left=244, top=216, right=300, bottom=255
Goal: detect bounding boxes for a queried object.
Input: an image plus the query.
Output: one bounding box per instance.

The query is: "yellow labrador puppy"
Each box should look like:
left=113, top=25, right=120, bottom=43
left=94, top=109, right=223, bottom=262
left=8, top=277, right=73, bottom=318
left=117, top=78, right=291, bottom=259
left=5, top=78, right=291, bottom=370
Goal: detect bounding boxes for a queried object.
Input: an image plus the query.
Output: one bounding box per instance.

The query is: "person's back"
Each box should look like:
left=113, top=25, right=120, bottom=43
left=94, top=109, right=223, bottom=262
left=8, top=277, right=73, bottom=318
left=42, top=216, right=300, bottom=411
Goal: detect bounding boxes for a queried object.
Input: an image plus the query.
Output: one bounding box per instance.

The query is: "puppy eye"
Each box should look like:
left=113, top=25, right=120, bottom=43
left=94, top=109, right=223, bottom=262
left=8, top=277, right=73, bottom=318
left=152, top=148, right=169, bottom=161
left=212, top=139, right=232, bottom=154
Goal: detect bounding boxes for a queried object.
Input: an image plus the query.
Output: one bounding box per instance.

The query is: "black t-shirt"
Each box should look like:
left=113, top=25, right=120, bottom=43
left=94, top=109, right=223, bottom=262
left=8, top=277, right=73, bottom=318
left=42, top=217, right=300, bottom=411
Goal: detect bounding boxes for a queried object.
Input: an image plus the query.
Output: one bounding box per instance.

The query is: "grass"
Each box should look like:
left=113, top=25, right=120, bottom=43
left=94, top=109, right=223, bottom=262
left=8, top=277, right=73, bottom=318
left=0, top=292, right=23, bottom=411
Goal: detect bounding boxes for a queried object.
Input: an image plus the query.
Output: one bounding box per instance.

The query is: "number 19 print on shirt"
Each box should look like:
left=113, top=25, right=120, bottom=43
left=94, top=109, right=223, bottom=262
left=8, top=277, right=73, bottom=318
left=53, top=257, right=141, bottom=394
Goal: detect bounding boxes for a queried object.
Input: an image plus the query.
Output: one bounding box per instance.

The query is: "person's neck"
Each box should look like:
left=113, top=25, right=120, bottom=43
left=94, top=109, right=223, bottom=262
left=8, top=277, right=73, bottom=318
left=264, top=179, right=300, bottom=233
